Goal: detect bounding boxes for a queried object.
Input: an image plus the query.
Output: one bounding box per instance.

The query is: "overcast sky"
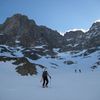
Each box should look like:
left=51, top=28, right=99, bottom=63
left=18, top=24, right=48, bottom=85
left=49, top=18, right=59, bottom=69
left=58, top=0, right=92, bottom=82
left=0, top=0, right=100, bottom=33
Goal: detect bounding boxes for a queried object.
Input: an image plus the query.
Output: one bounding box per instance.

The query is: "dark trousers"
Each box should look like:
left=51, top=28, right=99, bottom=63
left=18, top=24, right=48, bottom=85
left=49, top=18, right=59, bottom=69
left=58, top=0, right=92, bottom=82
left=42, top=77, right=49, bottom=87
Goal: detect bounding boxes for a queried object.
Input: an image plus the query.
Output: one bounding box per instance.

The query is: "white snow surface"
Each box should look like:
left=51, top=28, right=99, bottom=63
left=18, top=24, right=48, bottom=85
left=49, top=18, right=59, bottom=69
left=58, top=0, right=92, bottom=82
left=67, top=28, right=87, bottom=32
left=94, top=19, right=100, bottom=23
left=0, top=50, right=100, bottom=100
left=34, top=45, right=45, bottom=49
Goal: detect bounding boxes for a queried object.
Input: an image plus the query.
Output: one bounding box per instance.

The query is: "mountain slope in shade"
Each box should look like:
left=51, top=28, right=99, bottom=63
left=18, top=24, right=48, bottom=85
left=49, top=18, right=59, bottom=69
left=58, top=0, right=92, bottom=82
left=0, top=14, right=64, bottom=48
left=0, top=13, right=100, bottom=51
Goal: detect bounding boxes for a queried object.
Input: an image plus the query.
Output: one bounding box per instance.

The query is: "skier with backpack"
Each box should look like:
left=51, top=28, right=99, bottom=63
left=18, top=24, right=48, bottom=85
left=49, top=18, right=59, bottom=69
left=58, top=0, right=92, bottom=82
left=41, top=68, right=51, bottom=88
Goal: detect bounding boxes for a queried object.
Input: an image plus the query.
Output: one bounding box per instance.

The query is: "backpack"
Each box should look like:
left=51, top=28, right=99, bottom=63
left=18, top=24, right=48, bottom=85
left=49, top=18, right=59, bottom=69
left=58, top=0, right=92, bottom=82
left=42, top=71, right=48, bottom=77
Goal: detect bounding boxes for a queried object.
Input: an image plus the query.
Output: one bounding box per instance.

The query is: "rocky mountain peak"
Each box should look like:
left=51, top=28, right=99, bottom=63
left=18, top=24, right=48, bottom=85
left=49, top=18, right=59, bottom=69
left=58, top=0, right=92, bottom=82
left=0, top=14, right=100, bottom=50
left=64, top=30, right=85, bottom=39
left=4, top=13, right=36, bottom=26
left=86, top=21, right=100, bottom=39
left=89, top=21, right=100, bottom=31
left=2, top=14, right=36, bottom=35
left=0, top=14, right=64, bottom=48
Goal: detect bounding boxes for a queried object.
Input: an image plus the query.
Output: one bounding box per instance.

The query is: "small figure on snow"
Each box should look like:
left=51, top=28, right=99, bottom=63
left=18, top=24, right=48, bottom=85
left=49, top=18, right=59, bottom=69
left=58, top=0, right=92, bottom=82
left=41, top=68, right=51, bottom=88
left=79, top=69, right=81, bottom=73
left=75, top=69, right=77, bottom=73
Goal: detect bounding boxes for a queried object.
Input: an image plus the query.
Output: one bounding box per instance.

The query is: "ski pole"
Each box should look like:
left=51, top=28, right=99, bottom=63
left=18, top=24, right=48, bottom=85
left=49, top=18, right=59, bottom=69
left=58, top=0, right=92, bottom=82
left=49, top=75, right=51, bottom=87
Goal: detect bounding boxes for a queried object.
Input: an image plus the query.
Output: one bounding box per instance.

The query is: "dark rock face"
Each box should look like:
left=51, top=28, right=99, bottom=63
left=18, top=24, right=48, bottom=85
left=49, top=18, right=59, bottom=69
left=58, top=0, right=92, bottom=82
left=0, top=34, right=9, bottom=44
left=0, top=13, right=100, bottom=51
left=38, top=26, right=64, bottom=48
left=64, top=60, right=75, bottom=65
left=63, top=30, right=85, bottom=51
left=63, top=22, right=100, bottom=51
left=84, top=22, right=100, bottom=49
left=0, top=14, right=64, bottom=48
left=13, top=57, right=37, bottom=76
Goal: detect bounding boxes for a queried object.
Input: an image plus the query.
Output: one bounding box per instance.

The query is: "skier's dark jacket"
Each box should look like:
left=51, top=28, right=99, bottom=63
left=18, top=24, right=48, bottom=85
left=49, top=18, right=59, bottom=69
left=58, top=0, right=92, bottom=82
left=42, top=71, right=48, bottom=78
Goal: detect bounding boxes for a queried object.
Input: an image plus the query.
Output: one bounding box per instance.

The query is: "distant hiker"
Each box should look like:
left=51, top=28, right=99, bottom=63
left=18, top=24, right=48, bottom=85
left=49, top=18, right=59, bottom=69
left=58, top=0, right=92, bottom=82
left=75, top=69, right=77, bottom=73
left=79, top=69, right=81, bottom=73
left=41, top=68, right=51, bottom=88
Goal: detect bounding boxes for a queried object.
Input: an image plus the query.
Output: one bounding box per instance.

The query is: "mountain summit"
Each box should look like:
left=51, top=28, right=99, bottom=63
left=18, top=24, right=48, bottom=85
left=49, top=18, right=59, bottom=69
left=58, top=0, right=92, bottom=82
left=0, top=14, right=64, bottom=48
left=0, top=14, right=100, bottom=50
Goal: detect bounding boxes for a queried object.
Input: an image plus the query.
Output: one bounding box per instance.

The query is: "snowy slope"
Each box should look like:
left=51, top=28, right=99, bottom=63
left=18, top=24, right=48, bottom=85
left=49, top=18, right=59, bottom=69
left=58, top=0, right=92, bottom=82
left=27, top=49, right=100, bottom=73
left=0, top=61, right=100, bottom=100
left=0, top=45, right=100, bottom=100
